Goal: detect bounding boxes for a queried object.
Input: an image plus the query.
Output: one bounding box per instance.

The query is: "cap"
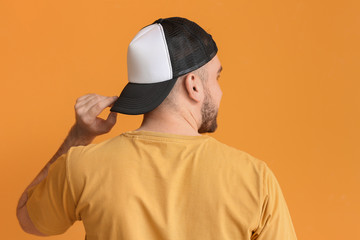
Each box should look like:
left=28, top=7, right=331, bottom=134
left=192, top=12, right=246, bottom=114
left=110, top=17, right=218, bottom=115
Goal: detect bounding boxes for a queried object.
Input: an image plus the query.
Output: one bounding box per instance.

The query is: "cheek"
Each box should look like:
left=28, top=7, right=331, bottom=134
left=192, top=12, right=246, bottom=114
left=211, top=86, right=222, bottom=108
left=218, top=87, right=223, bottom=99
left=217, top=90, right=223, bottom=106
left=215, top=84, right=223, bottom=102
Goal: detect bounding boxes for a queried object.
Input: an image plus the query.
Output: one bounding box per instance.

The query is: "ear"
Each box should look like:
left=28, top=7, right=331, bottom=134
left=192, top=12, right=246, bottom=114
left=184, top=73, right=203, bottom=102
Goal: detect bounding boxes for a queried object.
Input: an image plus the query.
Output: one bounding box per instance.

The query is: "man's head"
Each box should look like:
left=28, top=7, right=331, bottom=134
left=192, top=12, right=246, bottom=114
left=110, top=17, right=221, bottom=133
left=159, top=54, right=223, bottom=133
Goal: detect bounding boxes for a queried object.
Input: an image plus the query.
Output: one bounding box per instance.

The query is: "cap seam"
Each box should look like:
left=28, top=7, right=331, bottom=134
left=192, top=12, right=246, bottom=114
left=130, top=24, right=155, bottom=43
left=157, top=23, right=173, bottom=80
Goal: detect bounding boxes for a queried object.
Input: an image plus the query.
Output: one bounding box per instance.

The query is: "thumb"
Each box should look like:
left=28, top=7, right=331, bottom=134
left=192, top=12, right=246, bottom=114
left=105, top=111, right=117, bottom=128
left=98, top=111, right=117, bottom=134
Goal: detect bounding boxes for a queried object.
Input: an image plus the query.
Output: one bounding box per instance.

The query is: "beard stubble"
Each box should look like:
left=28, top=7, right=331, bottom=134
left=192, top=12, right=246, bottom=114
left=198, top=90, right=218, bottom=133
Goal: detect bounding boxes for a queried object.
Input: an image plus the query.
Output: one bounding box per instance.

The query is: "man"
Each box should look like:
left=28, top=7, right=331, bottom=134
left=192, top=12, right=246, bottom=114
left=17, top=17, right=297, bottom=239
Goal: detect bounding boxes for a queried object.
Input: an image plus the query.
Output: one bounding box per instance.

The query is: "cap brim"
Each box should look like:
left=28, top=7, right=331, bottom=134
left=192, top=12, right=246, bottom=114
left=110, top=77, right=178, bottom=115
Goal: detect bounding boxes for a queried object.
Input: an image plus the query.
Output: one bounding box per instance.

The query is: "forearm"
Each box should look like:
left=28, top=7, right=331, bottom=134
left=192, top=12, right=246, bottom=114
left=16, top=94, right=117, bottom=235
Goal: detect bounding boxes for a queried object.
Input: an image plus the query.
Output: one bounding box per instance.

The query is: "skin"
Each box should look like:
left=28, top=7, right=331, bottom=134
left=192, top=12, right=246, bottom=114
left=137, top=54, right=223, bottom=135
left=16, top=95, right=119, bottom=236
left=16, top=54, right=223, bottom=235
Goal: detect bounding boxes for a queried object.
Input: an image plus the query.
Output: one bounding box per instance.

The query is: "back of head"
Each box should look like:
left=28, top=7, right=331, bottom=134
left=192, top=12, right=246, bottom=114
left=153, top=17, right=217, bottom=78
left=110, top=17, right=218, bottom=115
left=158, top=65, right=209, bottom=113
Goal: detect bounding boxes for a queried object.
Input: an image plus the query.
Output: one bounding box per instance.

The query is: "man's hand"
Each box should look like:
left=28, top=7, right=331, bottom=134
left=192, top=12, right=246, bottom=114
left=72, top=94, right=118, bottom=143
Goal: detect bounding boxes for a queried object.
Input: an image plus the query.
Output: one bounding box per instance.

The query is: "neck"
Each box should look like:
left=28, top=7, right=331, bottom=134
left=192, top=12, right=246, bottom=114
left=135, top=109, right=201, bottom=136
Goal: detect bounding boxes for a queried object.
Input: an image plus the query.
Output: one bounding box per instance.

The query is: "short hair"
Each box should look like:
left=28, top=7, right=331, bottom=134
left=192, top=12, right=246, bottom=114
left=160, top=66, right=209, bottom=109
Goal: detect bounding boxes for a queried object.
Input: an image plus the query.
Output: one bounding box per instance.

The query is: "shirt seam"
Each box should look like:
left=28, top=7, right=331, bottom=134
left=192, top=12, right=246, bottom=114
left=65, top=149, right=78, bottom=215
left=252, top=161, right=269, bottom=235
left=125, top=134, right=210, bottom=144
left=122, top=132, right=211, bottom=143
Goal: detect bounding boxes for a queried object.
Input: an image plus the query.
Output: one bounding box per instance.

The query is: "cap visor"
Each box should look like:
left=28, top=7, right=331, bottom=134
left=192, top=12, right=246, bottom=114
left=110, top=78, right=177, bottom=115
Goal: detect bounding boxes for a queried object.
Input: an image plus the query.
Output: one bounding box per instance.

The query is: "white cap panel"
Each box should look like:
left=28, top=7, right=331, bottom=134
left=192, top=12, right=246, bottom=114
left=127, top=24, right=173, bottom=84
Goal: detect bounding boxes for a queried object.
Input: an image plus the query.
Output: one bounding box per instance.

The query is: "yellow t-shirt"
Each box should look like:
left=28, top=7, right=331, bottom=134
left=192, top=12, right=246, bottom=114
left=26, top=130, right=297, bottom=239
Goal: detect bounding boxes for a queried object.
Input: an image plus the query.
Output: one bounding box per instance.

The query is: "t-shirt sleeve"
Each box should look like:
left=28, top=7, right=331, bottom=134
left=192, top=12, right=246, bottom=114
left=252, top=164, right=297, bottom=240
left=26, top=153, right=78, bottom=235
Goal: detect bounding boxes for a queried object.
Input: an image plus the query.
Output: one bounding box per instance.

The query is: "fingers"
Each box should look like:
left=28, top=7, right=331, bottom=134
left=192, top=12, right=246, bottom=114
left=87, top=96, right=118, bottom=117
left=75, top=94, right=105, bottom=111
left=73, top=93, right=119, bottom=137
left=76, top=93, right=94, bottom=103
left=75, top=94, right=118, bottom=116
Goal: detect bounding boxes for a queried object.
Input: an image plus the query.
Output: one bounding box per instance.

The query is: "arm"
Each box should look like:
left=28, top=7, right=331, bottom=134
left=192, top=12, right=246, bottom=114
left=16, top=94, right=118, bottom=235
left=252, top=165, right=297, bottom=240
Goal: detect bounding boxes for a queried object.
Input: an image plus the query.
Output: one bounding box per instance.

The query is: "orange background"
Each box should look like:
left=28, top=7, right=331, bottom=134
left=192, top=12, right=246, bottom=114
left=1, top=0, right=359, bottom=239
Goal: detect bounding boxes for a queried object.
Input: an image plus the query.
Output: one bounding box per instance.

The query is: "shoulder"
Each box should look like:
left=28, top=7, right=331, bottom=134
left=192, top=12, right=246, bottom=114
left=67, top=135, right=124, bottom=159
left=206, top=136, right=268, bottom=172
left=64, top=135, right=125, bottom=174
left=63, top=135, right=126, bottom=196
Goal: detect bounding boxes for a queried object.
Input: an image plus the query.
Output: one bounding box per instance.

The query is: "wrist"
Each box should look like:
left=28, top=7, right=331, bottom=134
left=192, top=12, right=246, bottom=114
left=69, top=124, right=96, bottom=146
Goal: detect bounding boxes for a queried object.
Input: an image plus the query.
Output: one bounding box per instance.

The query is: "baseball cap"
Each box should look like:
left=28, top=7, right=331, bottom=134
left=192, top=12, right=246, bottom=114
left=110, top=17, right=218, bottom=115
